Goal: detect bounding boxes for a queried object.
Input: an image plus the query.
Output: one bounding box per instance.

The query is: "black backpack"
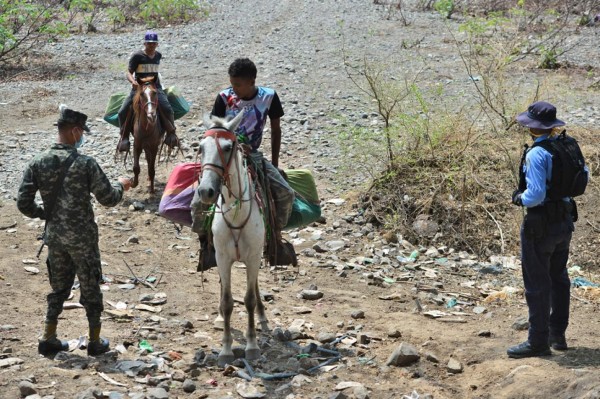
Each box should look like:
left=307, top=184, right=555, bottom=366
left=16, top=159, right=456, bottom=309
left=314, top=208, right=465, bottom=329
left=528, top=130, right=588, bottom=200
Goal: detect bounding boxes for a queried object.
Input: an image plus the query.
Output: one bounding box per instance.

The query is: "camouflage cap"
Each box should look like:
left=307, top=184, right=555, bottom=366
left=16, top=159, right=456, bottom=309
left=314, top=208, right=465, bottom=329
left=58, top=104, right=90, bottom=132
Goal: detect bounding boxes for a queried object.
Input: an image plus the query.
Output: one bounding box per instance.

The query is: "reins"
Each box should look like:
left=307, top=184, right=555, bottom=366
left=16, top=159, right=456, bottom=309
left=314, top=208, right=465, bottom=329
left=136, top=83, right=158, bottom=131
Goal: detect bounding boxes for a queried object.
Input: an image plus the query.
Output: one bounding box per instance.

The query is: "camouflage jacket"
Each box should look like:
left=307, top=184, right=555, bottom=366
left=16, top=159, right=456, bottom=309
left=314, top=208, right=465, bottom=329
left=17, top=143, right=124, bottom=246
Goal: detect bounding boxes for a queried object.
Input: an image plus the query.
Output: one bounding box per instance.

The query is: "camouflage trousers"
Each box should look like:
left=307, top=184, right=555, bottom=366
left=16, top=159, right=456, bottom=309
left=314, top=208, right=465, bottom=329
left=45, top=242, right=104, bottom=327
left=190, top=151, right=295, bottom=237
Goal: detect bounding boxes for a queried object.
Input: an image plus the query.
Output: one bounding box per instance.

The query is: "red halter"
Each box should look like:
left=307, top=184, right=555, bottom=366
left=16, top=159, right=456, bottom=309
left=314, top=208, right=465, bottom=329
left=201, top=128, right=238, bottom=187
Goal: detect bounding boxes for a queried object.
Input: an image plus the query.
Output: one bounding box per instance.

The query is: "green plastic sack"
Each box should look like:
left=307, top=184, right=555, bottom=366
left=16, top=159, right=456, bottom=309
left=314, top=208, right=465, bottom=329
left=103, top=87, right=190, bottom=128
left=283, top=169, right=321, bottom=230
left=286, top=169, right=319, bottom=204
left=165, top=86, right=190, bottom=120
left=103, top=92, right=126, bottom=127
left=284, top=195, right=322, bottom=230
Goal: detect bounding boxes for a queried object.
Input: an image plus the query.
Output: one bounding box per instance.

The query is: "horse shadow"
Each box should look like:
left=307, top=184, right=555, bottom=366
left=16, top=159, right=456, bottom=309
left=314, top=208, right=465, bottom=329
left=550, top=346, right=600, bottom=368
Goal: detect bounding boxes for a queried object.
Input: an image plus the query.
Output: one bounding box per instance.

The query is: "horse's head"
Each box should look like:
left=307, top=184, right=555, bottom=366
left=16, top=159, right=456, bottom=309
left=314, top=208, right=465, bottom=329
left=197, top=112, right=245, bottom=204
left=134, top=76, right=158, bottom=123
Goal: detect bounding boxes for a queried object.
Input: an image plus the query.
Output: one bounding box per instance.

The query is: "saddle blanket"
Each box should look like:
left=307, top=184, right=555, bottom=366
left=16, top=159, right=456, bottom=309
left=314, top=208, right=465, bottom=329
left=158, top=163, right=321, bottom=230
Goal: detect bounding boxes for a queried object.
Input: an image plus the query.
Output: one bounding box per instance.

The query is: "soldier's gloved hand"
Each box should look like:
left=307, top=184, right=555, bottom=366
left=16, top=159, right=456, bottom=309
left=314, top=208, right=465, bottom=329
left=512, top=190, right=523, bottom=207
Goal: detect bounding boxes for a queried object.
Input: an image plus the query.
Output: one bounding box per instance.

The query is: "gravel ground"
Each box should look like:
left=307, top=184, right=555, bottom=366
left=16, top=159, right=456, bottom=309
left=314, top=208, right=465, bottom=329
left=1, top=1, right=600, bottom=398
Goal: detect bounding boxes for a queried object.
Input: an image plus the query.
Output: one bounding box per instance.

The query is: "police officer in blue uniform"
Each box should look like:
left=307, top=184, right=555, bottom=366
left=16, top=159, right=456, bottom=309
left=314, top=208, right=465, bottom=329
left=507, top=101, right=587, bottom=358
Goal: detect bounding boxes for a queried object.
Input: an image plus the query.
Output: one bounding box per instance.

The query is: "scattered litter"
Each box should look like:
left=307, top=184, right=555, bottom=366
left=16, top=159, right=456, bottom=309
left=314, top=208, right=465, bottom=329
left=423, top=310, right=448, bottom=318
left=134, top=304, right=162, bottom=313
left=63, top=302, right=84, bottom=309
left=138, top=340, right=153, bottom=352
left=106, top=300, right=128, bottom=310
left=446, top=298, right=458, bottom=308
left=67, top=336, right=87, bottom=352
left=99, top=372, right=128, bottom=387
left=22, top=259, right=39, bottom=265
left=572, top=277, right=599, bottom=288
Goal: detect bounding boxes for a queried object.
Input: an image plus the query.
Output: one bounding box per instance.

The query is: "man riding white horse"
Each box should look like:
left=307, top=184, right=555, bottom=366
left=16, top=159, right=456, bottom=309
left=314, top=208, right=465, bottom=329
left=191, top=58, right=297, bottom=270
left=117, top=31, right=178, bottom=152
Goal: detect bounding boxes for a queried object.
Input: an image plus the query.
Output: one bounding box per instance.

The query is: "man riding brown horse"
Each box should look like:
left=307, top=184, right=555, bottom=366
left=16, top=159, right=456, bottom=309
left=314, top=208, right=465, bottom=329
left=117, top=31, right=178, bottom=152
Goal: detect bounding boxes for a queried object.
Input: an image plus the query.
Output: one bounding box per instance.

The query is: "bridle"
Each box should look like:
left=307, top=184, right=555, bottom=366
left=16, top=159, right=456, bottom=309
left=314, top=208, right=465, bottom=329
left=201, top=127, right=256, bottom=261
left=201, top=128, right=239, bottom=191
left=135, top=81, right=158, bottom=130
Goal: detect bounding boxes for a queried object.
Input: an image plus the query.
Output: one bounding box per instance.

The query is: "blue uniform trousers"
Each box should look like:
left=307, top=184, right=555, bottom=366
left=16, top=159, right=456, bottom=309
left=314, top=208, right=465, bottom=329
left=520, top=210, right=573, bottom=346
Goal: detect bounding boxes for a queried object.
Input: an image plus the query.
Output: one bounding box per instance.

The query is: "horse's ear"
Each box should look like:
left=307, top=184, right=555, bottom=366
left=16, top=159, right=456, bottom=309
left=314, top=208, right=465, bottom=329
left=203, top=113, right=215, bottom=129
left=225, top=111, right=244, bottom=132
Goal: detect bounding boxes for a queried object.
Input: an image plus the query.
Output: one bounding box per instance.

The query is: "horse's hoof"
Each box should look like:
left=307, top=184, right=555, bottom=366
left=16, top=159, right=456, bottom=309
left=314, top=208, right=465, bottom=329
left=259, top=321, right=271, bottom=333
left=245, top=348, right=261, bottom=361
left=217, top=353, right=235, bottom=367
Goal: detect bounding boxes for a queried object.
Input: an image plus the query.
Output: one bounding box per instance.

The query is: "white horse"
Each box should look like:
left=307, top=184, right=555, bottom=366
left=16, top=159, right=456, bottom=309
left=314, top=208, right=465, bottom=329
left=197, top=113, right=269, bottom=367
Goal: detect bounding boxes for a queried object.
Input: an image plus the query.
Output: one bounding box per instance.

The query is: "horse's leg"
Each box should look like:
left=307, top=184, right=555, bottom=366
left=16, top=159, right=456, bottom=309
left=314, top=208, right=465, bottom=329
left=213, top=282, right=225, bottom=330
left=217, top=259, right=235, bottom=367
left=255, top=278, right=270, bottom=333
left=131, top=128, right=140, bottom=189
left=244, top=257, right=262, bottom=361
left=145, top=143, right=157, bottom=194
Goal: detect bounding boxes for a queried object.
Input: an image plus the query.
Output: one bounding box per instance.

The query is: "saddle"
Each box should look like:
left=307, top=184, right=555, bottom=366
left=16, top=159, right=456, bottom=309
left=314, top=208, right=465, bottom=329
left=196, top=154, right=297, bottom=272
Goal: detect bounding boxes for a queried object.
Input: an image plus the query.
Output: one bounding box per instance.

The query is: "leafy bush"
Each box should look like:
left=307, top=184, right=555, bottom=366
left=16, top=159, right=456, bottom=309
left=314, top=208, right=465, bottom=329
left=434, top=0, right=455, bottom=19
left=0, top=0, right=209, bottom=66
left=0, top=0, right=68, bottom=63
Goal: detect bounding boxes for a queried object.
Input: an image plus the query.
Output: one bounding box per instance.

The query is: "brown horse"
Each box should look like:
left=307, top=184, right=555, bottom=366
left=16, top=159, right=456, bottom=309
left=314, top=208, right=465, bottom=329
left=131, top=76, right=163, bottom=193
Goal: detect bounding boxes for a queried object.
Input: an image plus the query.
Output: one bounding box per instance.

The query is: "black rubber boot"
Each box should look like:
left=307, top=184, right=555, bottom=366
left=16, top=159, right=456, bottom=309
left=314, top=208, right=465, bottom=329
left=87, top=325, right=110, bottom=356
left=88, top=338, right=110, bottom=356
left=38, top=337, right=68, bottom=357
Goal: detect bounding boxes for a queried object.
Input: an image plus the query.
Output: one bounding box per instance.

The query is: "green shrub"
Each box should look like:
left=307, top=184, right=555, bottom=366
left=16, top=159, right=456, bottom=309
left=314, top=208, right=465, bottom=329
left=434, top=0, right=454, bottom=19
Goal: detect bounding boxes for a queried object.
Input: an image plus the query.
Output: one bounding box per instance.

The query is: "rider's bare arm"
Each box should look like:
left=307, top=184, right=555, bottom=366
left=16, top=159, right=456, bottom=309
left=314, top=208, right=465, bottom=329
left=270, top=117, right=282, bottom=168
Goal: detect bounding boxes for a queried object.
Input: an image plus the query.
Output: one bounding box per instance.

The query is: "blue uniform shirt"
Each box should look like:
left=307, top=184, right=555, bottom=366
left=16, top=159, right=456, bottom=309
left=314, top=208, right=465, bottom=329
left=521, top=135, right=554, bottom=208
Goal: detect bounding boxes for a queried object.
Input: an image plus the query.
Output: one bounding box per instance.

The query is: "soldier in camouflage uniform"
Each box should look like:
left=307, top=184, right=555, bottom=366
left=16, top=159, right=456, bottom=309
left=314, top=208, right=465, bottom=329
left=17, top=105, right=132, bottom=357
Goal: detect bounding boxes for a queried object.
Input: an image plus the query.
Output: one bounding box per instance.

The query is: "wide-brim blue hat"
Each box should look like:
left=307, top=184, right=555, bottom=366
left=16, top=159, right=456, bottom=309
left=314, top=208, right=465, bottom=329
left=516, top=101, right=565, bottom=129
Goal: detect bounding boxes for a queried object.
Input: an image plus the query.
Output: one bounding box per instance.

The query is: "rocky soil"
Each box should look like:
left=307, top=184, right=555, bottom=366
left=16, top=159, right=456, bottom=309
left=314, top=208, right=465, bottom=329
left=1, top=1, right=600, bottom=398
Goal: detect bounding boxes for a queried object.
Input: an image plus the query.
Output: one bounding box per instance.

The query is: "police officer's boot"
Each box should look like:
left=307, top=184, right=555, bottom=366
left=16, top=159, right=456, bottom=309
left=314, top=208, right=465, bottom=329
left=38, top=322, right=68, bottom=357
left=87, top=324, right=110, bottom=356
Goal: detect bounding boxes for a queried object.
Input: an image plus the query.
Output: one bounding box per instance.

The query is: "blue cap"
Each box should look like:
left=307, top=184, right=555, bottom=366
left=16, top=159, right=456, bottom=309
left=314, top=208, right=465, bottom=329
left=144, top=31, right=158, bottom=43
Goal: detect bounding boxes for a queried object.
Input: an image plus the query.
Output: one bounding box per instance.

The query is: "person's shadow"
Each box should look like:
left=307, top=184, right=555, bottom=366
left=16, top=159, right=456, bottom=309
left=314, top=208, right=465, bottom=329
left=551, top=346, right=600, bottom=368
